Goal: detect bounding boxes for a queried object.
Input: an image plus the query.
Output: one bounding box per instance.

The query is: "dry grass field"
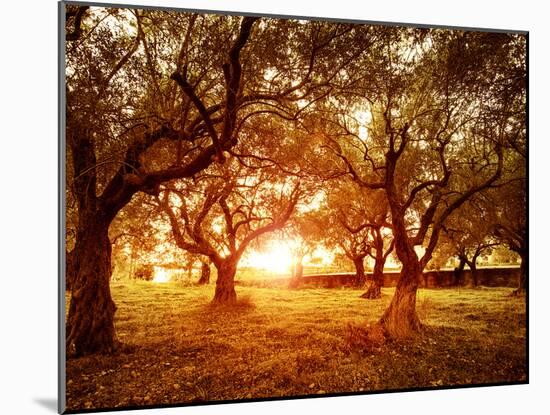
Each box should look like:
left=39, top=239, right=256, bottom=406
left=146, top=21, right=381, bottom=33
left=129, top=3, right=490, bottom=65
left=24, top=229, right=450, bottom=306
left=66, top=282, right=527, bottom=411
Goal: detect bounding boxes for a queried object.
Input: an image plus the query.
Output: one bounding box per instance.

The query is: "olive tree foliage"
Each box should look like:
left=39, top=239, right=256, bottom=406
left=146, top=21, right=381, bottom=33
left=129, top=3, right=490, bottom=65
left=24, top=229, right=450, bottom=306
left=319, top=30, right=526, bottom=338
left=64, top=4, right=373, bottom=355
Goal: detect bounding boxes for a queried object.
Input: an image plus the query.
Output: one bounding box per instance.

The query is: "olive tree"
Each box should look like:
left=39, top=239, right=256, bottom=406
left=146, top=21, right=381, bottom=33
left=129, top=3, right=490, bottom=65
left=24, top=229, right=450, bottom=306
left=323, top=31, right=525, bottom=337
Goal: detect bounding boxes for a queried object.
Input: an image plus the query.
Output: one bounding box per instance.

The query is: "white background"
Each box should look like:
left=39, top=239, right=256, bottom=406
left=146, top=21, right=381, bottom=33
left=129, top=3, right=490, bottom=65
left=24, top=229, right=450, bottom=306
left=1, top=0, right=547, bottom=414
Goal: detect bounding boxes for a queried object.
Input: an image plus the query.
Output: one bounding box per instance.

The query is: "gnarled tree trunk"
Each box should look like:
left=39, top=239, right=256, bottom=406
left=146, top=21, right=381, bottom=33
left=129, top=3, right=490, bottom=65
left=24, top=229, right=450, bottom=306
left=372, top=253, right=385, bottom=289
left=361, top=225, right=391, bottom=299
left=466, top=252, right=481, bottom=287
left=361, top=255, right=383, bottom=299
left=66, top=216, right=117, bottom=356
left=470, top=261, right=479, bottom=287
left=379, top=258, right=422, bottom=338
left=213, top=258, right=237, bottom=304
left=454, top=256, right=466, bottom=286
left=66, top=124, right=119, bottom=357
left=378, top=202, right=422, bottom=338
left=353, top=256, right=366, bottom=287
left=512, top=250, right=527, bottom=296
left=198, top=260, right=210, bottom=285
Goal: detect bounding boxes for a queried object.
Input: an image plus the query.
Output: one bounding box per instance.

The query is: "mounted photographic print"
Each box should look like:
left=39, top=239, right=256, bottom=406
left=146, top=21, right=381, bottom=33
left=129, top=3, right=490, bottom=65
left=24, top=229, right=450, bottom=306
left=59, top=1, right=528, bottom=413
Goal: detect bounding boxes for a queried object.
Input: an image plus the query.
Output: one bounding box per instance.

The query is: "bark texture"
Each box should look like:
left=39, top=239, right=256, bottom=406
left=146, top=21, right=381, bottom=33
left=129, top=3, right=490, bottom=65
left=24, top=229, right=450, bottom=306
left=470, top=262, right=479, bottom=287
left=378, top=193, right=423, bottom=338
left=361, top=279, right=381, bottom=299
left=453, top=256, right=466, bottom=286
left=379, top=259, right=422, bottom=338
left=361, top=256, right=383, bottom=299
left=213, top=259, right=237, bottom=304
left=512, top=250, right=527, bottom=295
left=354, top=257, right=366, bottom=287
left=66, top=218, right=117, bottom=356
left=198, top=261, right=211, bottom=285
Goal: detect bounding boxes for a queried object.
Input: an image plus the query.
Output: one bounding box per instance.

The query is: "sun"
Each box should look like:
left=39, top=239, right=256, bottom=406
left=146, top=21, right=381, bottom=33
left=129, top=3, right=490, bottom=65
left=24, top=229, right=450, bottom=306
left=153, top=266, right=170, bottom=283
left=243, top=240, right=294, bottom=274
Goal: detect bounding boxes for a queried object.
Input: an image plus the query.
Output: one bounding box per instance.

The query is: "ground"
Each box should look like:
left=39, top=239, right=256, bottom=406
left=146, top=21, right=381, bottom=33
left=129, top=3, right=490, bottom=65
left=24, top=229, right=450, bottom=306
left=65, top=282, right=527, bottom=411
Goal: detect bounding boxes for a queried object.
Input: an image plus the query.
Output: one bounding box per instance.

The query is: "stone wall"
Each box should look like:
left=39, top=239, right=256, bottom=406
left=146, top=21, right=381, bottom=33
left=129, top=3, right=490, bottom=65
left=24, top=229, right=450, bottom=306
left=293, top=267, right=522, bottom=289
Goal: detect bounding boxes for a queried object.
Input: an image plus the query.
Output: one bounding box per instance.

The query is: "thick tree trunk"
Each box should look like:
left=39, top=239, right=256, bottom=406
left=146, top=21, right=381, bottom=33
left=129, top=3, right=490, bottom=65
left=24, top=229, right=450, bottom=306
left=453, top=256, right=466, bottom=286
left=379, top=258, right=422, bottom=338
left=512, top=251, right=527, bottom=296
left=470, top=261, right=479, bottom=287
left=361, top=255, right=383, bottom=299
left=361, top=279, right=381, bottom=299
left=66, top=218, right=117, bottom=356
left=66, top=126, right=119, bottom=356
left=354, top=257, right=366, bottom=287
left=375, top=189, right=424, bottom=339
left=198, top=260, right=210, bottom=285
left=213, top=259, right=237, bottom=304
left=372, top=254, right=385, bottom=288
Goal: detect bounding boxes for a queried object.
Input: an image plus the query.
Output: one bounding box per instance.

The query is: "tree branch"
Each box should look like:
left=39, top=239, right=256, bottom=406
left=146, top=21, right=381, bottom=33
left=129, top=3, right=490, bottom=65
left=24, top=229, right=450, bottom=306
left=236, top=183, right=301, bottom=258
left=66, top=6, right=89, bottom=41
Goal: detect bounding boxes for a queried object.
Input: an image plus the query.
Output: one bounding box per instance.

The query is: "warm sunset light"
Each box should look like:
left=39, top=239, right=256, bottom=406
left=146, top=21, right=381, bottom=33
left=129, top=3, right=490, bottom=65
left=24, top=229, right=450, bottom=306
left=152, top=266, right=170, bottom=283
left=62, top=4, right=527, bottom=413
left=243, top=241, right=294, bottom=274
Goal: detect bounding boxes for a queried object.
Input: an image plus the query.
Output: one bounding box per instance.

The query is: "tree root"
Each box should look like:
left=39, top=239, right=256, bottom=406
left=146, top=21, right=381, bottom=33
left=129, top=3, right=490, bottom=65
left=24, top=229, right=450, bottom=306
left=360, top=288, right=381, bottom=299
left=359, top=281, right=381, bottom=299
left=345, top=322, right=387, bottom=351
left=379, top=311, right=424, bottom=340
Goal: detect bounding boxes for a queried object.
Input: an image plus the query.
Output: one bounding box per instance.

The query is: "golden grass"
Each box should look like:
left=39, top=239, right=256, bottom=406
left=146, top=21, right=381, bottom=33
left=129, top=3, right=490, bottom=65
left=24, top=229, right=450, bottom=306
left=66, top=282, right=526, bottom=411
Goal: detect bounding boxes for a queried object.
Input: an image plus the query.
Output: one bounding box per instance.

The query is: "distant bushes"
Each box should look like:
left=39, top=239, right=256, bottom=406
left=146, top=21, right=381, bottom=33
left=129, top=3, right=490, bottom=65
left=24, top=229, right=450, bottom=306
left=133, top=264, right=154, bottom=281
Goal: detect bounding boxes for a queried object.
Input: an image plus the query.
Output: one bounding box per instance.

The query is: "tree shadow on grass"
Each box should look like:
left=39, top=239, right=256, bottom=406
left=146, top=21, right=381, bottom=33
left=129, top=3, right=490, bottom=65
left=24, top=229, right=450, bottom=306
left=207, top=295, right=256, bottom=312
left=191, top=295, right=257, bottom=324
